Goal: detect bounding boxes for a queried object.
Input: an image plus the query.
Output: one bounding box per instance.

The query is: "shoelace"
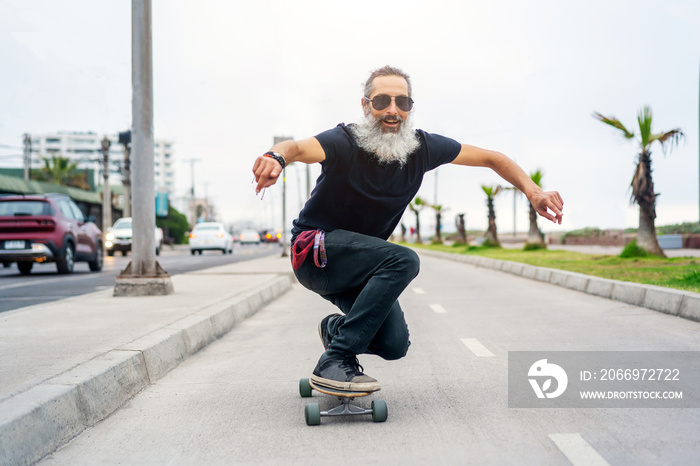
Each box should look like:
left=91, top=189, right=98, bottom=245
left=340, top=356, right=364, bottom=375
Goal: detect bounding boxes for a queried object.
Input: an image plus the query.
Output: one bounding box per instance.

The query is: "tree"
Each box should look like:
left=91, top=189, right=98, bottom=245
left=156, top=206, right=190, bottom=244
left=429, top=203, right=447, bottom=244
left=481, top=185, right=502, bottom=247
left=408, top=197, right=426, bottom=244
left=593, top=107, right=684, bottom=257
left=526, top=170, right=546, bottom=249
left=455, top=213, right=467, bottom=244
left=33, top=154, right=90, bottom=190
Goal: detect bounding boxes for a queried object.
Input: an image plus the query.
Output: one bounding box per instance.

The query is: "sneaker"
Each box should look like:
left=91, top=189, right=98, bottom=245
left=311, top=353, right=381, bottom=392
left=318, top=313, right=342, bottom=350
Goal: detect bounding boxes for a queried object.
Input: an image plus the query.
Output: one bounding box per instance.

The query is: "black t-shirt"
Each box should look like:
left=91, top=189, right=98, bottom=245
left=291, top=123, right=461, bottom=241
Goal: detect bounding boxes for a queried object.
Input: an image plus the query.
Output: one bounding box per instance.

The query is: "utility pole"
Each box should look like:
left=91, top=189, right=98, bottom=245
left=306, top=165, right=311, bottom=199
left=23, top=134, right=31, bottom=180
left=101, top=136, right=112, bottom=236
left=114, top=0, right=173, bottom=297
left=513, top=188, right=517, bottom=237
left=202, top=181, right=210, bottom=221
left=119, top=130, right=132, bottom=217
left=274, top=136, right=292, bottom=257
left=183, top=158, right=201, bottom=225
left=434, top=169, right=438, bottom=206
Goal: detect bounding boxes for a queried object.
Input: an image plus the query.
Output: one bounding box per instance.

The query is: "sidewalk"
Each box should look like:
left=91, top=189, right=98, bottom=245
left=0, top=254, right=294, bottom=466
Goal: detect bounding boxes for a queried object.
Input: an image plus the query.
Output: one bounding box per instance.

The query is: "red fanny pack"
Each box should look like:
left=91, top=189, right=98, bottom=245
left=292, top=230, right=327, bottom=270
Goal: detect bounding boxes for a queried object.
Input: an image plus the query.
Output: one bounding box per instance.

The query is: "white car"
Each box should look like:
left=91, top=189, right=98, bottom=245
left=238, top=229, right=261, bottom=245
left=105, top=217, right=163, bottom=256
left=189, top=222, right=233, bottom=255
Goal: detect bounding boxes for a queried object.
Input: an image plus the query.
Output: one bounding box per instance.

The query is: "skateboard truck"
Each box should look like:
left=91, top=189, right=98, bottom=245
left=299, top=378, right=388, bottom=426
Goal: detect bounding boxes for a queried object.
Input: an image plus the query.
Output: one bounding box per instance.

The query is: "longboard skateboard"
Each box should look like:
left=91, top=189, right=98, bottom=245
left=298, top=378, right=387, bottom=425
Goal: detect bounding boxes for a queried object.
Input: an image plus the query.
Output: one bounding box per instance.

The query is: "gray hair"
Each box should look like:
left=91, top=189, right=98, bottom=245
left=363, top=65, right=413, bottom=98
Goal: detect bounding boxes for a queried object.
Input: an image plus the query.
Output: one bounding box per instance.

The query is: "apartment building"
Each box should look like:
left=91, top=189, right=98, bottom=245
left=28, top=131, right=175, bottom=194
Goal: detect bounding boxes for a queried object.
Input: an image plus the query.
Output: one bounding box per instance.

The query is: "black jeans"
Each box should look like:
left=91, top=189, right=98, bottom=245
left=293, top=229, right=419, bottom=361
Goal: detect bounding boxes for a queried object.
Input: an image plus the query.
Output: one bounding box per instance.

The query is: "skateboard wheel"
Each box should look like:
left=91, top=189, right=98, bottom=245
left=371, top=400, right=388, bottom=422
left=299, top=378, right=313, bottom=398
left=305, top=403, right=321, bottom=426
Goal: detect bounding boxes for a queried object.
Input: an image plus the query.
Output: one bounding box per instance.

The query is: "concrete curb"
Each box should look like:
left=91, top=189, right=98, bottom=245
left=0, top=275, right=292, bottom=466
left=417, top=249, right=700, bottom=322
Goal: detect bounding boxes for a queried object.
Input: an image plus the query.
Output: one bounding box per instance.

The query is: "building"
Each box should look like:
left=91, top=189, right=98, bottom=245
left=27, top=131, right=175, bottom=195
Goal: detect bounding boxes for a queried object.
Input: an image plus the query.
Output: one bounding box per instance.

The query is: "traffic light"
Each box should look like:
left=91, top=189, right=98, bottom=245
left=118, top=130, right=131, bottom=146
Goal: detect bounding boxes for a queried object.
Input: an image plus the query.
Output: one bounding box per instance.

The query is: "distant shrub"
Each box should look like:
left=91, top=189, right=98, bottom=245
left=619, top=239, right=649, bottom=258
left=562, top=227, right=603, bottom=239
left=523, top=242, right=547, bottom=251
left=656, top=222, right=700, bottom=235
left=481, top=238, right=501, bottom=248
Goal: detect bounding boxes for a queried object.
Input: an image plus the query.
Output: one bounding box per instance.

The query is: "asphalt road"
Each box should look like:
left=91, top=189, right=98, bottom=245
left=0, top=243, right=281, bottom=313
left=39, top=253, right=700, bottom=465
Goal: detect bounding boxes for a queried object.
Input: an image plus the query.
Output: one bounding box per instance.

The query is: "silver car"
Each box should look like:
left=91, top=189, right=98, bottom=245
left=238, top=229, right=261, bottom=245
left=189, top=222, right=233, bottom=255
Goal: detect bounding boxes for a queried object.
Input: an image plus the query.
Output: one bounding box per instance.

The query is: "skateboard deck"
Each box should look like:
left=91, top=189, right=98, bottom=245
left=308, top=379, right=374, bottom=397
left=299, top=378, right=387, bottom=425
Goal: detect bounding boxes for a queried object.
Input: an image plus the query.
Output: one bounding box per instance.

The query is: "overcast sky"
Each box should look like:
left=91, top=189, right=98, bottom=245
left=1, top=0, right=699, bottom=235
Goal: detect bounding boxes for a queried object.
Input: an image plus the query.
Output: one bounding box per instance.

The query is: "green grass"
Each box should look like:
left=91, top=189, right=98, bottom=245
left=404, top=242, right=700, bottom=293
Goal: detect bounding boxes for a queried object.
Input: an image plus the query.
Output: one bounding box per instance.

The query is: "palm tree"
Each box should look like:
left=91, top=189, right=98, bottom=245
left=526, top=170, right=546, bottom=248
left=593, top=107, right=684, bottom=256
left=481, top=185, right=502, bottom=247
left=33, top=154, right=90, bottom=190
left=455, top=213, right=467, bottom=244
left=429, top=203, right=447, bottom=244
left=408, top=197, right=426, bottom=244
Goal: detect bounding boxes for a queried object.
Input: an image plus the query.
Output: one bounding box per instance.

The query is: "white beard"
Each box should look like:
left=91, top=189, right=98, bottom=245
left=351, top=111, right=420, bottom=167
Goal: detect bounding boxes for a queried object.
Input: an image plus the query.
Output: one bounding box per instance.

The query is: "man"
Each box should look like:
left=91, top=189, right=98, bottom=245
left=252, top=65, right=563, bottom=393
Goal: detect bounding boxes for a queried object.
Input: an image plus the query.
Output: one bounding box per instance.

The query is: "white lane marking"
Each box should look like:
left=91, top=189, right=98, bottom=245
left=429, top=304, right=447, bottom=314
left=548, top=433, right=610, bottom=466
left=460, top=338, right=495, bottom=357
left=413, top=287, right=426, bottom=294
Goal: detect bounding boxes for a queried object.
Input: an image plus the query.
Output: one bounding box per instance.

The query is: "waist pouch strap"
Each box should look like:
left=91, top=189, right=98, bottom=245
left=292, top=230, right=327, bottom=270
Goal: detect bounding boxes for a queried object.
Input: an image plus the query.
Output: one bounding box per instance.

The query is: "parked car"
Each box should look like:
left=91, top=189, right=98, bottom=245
left=105, top=217, right=164, bottom=256
left=238, top=229, right=261, bottom=245
left=0, top=193, right=103, bottom=274
left=189, top=222, right=233, bottom=255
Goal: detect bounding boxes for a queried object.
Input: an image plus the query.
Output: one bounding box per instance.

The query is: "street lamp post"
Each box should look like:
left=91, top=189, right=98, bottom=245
left=274, top=136, right=292, bottom=257
left=101, top=136, right=111, bottom=237
left=114, top=0, right=173, bottom=296
left=119, top=131, right=132, bottom=217
left=183, top=158, right=201, bottom=226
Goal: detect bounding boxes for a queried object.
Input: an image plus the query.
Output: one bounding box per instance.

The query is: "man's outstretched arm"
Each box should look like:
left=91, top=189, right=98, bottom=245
left=252, top=137, right=326, bottom=194
left=451, top=144, right=564, bottom=224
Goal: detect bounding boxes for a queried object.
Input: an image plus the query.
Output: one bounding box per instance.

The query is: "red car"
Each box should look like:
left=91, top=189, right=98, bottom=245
left=0, top=193, right=103, bottom=274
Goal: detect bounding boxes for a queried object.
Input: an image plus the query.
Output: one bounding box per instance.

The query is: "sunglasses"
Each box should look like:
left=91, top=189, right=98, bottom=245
left=364, top=94, right=414, bottom=112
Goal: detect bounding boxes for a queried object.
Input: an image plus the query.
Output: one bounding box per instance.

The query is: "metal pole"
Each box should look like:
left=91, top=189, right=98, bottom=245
left=434, top=169, right=438, bottom=206
left=306, top=165, right=311, bottom=199
left=130, top=0, right=156, bottom=275
left=119, top=131, right=132, bottom=218
left=23, top=134, right=31, bottom=181
left=513, top=188, right=516, bottom=237
left=123, top=145, right=131, bottom=218
left=273, top=136, right=292, bottom=257
left=282, top=167, right=287, bottom=256
left=101, top=136, right=111, bottom=237
left=114, top=0, right=172, bottom=296
left=182, top=158, right=200, bottom=226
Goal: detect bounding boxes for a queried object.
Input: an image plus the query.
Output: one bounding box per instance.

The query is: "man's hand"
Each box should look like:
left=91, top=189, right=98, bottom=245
left=252, top=156, right=282, bottom=194
left=530, top=190, right=564, bottom=224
